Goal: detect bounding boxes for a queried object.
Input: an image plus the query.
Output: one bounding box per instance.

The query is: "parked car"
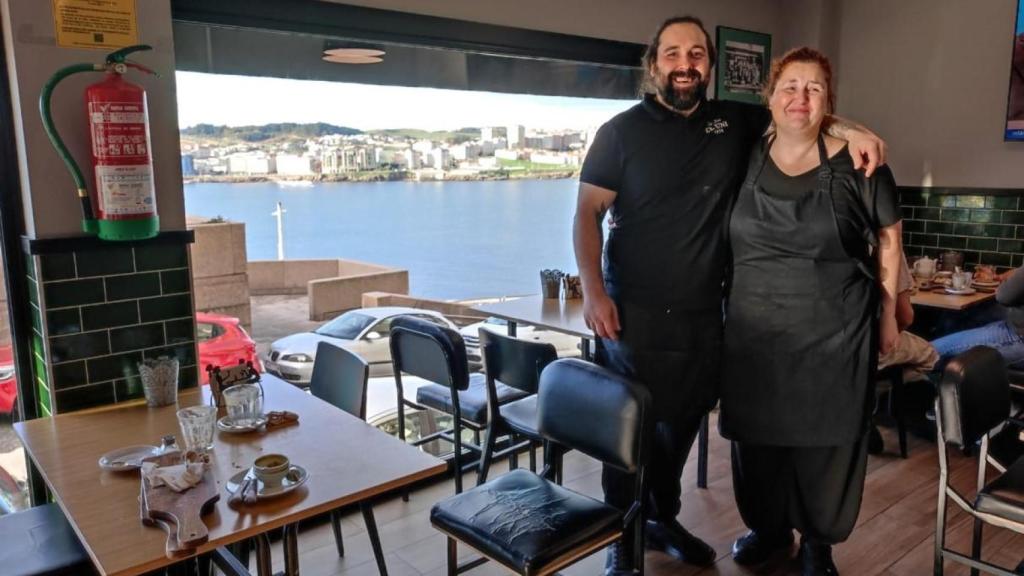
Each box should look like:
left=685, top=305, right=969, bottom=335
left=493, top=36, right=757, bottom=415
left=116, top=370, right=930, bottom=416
left=459, top=316, right=583, bottom=367
left=0, top=312, right=258, bottom=417
left=264, top=307, right=459, bottom=386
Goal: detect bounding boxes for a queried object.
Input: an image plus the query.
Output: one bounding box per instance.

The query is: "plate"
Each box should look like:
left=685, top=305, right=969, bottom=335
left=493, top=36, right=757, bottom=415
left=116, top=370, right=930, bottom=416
left=226, top=465, right=308, bottom=499
left=98, top=445, right=161, bottom=471
left=973, top=280, right=1000, bottom=287
left=217, top=415, right=268, bottom=433
left=945, top=287, right=977, bottom=295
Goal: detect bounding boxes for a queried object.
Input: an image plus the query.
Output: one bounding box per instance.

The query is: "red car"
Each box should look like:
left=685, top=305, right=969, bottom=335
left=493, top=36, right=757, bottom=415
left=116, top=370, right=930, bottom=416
left=0, top=312, right=260, bottom=417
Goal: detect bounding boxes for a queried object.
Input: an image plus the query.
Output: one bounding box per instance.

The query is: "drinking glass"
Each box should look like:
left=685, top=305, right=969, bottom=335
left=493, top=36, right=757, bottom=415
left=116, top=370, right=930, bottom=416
left=952, top=271, right=973, bottom=291
left=223, top=383, right=262, bottom=427
left=177, top=405, right=216, bottom=453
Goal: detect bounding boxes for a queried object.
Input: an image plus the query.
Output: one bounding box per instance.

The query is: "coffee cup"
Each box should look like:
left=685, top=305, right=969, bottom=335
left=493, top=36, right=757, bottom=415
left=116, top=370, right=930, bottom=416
left=253, top=453, right=290, bottom=487
left=952, top=271, right=973, bottom=291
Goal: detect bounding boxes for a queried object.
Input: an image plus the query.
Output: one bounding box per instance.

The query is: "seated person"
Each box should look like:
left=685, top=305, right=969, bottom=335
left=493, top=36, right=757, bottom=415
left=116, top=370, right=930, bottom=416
left=931, top=266, right=1024, bottom=371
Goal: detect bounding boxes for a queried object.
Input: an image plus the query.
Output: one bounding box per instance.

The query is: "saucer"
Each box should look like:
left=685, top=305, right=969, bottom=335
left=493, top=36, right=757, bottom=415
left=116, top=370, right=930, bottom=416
left=226, top=465, right=308, bottom=499
left=217, top=415, right=268, bottom=433
left=973, top=280, right=1000, bottom=288
left=945, top=287, right=977, bottom=295
left=98, top=445, right=161, bottom=471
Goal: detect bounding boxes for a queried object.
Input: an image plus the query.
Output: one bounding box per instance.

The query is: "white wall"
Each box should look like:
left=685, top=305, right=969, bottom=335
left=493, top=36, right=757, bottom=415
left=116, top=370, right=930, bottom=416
left=834, top=0, right=1022, bottom=188
left=2, top=0, right=185, bottom=238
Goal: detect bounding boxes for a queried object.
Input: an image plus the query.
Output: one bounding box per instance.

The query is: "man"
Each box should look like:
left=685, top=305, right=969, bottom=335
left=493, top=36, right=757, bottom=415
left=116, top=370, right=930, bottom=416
left=574, top=16, right=885, bottom=575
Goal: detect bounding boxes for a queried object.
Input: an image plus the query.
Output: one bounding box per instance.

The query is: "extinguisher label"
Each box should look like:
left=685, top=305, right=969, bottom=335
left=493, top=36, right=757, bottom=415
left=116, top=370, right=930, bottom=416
left=95, top=164, right=156, bottom=216
left=88, top=101, right=149, bottom=159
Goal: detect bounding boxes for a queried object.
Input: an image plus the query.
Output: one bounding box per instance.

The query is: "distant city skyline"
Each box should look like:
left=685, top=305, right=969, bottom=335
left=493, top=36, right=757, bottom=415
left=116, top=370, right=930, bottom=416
left=176, top=72, right=634, bottom=132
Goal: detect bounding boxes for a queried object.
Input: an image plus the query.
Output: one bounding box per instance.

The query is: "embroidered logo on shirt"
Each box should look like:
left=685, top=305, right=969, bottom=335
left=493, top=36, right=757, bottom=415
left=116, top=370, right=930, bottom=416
left=705, top=118, right=729, bottom=135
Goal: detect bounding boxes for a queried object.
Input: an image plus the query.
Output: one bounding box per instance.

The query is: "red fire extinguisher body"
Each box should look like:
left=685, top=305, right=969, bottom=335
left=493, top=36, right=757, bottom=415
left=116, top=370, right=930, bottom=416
left=85, top=72, right=159, bottom=239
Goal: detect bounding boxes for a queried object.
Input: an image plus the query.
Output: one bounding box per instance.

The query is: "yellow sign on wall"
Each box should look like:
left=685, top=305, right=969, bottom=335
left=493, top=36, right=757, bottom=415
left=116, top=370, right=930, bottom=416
left=53, top=0, right=138, bottom=50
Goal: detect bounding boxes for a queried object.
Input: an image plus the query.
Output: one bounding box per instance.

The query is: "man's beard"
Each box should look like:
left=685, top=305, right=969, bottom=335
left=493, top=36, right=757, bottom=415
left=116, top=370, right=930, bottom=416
left=657, top=69, right=707, bottom=112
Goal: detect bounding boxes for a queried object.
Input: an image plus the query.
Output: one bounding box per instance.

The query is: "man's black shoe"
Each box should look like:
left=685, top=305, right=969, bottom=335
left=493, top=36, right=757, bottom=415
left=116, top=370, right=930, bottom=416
left=604, top=540, right=635, bottom=576
left=868, top=425, right=884, bottom=455
left=800, top=540, right=839, bottom=576
left=645, top=519, right=716, bottom=566
left=731, top=530, right=794, bottom=565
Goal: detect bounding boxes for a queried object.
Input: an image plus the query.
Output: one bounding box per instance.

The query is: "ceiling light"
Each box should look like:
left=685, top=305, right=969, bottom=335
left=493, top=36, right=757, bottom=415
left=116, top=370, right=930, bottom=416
left=324, top=47, right=385, bottom=58
left=322, top=54, right=383, bottom=64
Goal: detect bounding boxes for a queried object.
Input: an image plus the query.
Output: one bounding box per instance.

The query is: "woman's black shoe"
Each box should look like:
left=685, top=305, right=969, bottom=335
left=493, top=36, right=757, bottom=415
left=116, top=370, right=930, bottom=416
left=800, top=540, right=839, bottom=576
left=732, top=530, right=794, bottom=565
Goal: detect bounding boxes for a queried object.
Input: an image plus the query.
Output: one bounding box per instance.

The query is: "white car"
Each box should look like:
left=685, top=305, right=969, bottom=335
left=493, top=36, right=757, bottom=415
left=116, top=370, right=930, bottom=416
left=264, top=307, right=460, bottom=385
left=460, top=316, right=583, bottom=365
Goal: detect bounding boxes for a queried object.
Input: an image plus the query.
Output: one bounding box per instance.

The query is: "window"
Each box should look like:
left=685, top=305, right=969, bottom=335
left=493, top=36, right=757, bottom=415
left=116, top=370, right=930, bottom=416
left=196, top=322, right=224, bottom=342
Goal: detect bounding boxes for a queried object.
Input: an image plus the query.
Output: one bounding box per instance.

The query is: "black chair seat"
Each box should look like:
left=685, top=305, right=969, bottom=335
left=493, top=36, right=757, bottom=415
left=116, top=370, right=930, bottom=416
left=500, top=395, right=540, bottom=438
left=416, top=373, right=530, bottom=424
left=431, top=469, right=622, bottom=576
left=0, top=503, right=92, bottom=576
left=976, top=455, right=1024, bottom=524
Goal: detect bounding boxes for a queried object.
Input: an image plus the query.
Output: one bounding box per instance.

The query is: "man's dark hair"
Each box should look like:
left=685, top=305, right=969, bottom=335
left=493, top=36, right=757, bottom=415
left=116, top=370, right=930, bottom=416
left=642, top=16, right=716, bottom=72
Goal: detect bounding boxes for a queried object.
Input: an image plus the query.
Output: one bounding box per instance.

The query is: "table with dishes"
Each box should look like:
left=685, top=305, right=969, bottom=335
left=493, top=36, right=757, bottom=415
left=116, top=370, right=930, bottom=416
left=908, top=258, right=1001, bottom=311
left=13, top=373, right=447, bottom=576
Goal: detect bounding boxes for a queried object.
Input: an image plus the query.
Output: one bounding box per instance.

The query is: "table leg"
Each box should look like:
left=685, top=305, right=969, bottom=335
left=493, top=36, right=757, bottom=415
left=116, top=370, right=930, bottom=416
left=254, top=532, right=274, bottom=576
left=212, top=546, right=252, bottom=576
left=508, top=321, right=517, bottom=338
left=283, top=523, right=301, bottom=576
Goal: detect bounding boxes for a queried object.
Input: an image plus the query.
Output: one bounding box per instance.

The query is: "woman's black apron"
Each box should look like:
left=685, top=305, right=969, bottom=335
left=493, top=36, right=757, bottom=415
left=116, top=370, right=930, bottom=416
left=720, top=136, right=878, bottom=447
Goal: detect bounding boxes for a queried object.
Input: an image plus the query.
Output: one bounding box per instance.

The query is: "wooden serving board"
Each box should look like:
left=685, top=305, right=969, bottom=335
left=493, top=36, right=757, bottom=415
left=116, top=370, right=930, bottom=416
left=139, top=478, right=185, bottom=557
left=140, top=452, right=219, bottom=551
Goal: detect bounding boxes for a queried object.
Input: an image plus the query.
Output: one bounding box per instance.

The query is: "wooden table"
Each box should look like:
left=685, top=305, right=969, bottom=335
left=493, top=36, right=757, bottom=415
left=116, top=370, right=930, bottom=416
left=472, top=295, right=593, bottom=359
left=14, top=375, right=446, bottom=576
left=910, top=288, right=996, bottom=311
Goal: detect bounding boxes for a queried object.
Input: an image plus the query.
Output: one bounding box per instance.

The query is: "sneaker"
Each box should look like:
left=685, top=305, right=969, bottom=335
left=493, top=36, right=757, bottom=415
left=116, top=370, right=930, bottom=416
left=800, top=540, right=839, bottom=576
left=732, top=530, right=794, bottom=565
left=645, top=519, right=716, bottom=566
left=604, top=540, right=634, bottom=576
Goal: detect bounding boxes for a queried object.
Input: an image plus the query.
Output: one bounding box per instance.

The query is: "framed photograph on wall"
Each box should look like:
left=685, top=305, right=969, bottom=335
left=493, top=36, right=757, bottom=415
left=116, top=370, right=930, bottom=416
left=715, top=26, right=772, bottom=104
left=1005, top=0, right=1024, bottom=141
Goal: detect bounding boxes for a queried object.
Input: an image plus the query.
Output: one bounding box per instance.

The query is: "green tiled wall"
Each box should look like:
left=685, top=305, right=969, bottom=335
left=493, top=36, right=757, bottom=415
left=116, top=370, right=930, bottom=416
left=26, top=242, right=197, bottom=414
left=899, top=187, right=1024, bottom=271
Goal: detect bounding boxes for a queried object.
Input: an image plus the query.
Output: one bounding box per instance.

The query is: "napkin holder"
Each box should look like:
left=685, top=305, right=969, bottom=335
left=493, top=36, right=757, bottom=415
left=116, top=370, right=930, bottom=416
left=206, top=361, right=261, bottom=408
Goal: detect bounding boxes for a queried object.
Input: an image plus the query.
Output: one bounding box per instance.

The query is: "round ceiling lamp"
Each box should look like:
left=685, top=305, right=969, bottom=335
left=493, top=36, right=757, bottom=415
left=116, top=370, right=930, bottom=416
left=324, top=47, right=386, bottom=58
left=322, top=54, right=384, bottom=64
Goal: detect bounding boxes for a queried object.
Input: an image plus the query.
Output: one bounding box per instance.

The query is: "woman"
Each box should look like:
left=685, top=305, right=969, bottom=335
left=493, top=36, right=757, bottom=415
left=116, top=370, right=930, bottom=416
left=719, top=47, right=902, bottom=576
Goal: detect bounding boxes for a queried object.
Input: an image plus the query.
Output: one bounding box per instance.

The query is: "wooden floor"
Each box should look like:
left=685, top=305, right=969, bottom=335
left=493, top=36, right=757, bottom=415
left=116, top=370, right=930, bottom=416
left=260, top=416, right=1024, bottom=576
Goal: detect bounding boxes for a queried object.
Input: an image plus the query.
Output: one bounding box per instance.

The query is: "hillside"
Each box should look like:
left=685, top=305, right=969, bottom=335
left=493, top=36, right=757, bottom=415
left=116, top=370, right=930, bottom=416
left=180, top=122, right=362, bottom=143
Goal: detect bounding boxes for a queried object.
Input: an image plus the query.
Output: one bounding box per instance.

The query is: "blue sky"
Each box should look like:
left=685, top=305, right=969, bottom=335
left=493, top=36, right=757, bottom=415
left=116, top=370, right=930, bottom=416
left=175, top=72, right=634, bottom=131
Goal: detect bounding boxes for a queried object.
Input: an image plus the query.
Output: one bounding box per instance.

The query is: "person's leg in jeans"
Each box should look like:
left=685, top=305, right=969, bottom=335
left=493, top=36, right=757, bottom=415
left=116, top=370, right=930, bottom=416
left=932, top=320, right=1023, bottom=373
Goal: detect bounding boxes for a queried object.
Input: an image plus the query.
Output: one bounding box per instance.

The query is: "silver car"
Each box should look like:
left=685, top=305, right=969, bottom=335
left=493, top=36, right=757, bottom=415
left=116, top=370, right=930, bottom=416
left=264, top=307, right=459, bottom=386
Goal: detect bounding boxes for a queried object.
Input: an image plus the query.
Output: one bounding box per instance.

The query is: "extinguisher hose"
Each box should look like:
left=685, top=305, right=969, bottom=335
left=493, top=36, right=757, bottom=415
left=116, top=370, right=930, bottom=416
left=39, top=63, right=103, bottom=222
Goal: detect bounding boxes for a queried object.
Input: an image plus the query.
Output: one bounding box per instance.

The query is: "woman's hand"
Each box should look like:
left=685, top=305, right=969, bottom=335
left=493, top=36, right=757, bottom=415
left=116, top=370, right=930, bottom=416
left=880, top=313, right=899, bottom=356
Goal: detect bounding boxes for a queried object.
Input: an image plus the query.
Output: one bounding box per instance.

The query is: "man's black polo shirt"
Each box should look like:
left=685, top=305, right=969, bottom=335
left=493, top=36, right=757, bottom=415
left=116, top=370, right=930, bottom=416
left=580, top=94, right=769, bottom=309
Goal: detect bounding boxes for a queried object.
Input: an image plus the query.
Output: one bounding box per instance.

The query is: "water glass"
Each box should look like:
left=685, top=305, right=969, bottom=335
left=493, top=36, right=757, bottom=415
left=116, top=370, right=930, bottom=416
left=223, top=383, right=263, bottom=427
left=177, top=405, right=216, bottom=453
left=952, top=271, right=973, bottom=291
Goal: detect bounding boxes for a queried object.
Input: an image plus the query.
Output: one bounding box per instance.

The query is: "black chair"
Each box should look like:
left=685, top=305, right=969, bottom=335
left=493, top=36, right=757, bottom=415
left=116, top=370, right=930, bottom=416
left=934, top=345, right=1024, bottom=576
left=476, top=329, right=559, bottom=485
left=873, top=364, right=909, bottom=458
left=309, top=342, right=389, bottom=576
left=389, top=316, right=530, bottom=494
left=0, top=503, right=93, bottom=575
left=431, top=358, right=652, bottom=576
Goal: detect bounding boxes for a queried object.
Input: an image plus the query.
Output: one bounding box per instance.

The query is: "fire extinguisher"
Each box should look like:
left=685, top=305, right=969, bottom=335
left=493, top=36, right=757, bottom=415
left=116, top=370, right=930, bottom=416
left=40, top=44, right=159, bottom=241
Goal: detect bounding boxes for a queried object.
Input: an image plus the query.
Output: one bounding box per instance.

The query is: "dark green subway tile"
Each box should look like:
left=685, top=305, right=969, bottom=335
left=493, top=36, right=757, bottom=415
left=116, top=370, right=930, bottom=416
left=165, top=318, right=195, bottom=345
left=160, top=269, right=191, bottom=295
left=916, top=207, right=941, bottom=220
left=55, top=383, right=115, bottom=413
left=901, top=207, right=916, bottom=219
left=143, top=343, right=197, bottom=368
left=901, top=232, right=912, bottom=247
left=939, top=209, right=970, bottom=222
left=74, top=246, right=134, bottom=278
left=43, top=278, right=105, bottom=308
left=39, top=253, right=76, bottom=281
left=921, top=247, right=942, bottom=259
left=999, top=239, right=1024, bottom=253
left=900, top=191, right=926, bottom=206
left=24, top=254, right=36, bottom=280
left=49, top=330, right=110, bottom=363
left=1003, top=211, right=1024, bottom=225
left=31, top=332, right=45, bottom=363
left=30, top=304, right=43, bottom=334
left=903, top=220, right=925, bottom=233
left=925, top=222, right=955, bottom=235
left=970, top=210, right=997, bottom=223
left=109, top=322, right=164, bottom=353
left=27, top=277, right=38, bottom=307
left=989, top=196, right=1020, bottom=210
left=937, top=236, right=966, bottom=250
left=139, top=294, right=192, bottom=323
left=926, top=195, right=958, bottom=208
left=81, top=301, right=139, bottom=331
left=1018, top=226, right=1024, bottom=240
left=36, top=381, right=50, bottom=414
left=178, top=366, right=198, bottom=390
left=968, top=238, right=999, bottom=251
left=953, top=223, right=1015, bottom=238
left=955, top=195, right=986, bottom=209
left=51, top=361, right=88, bottom=391
left=87, top=351, right=143, bottom=383
left=906, top=245, right=924, bottom=257
left=960, top=251, right=981, bottom=266
left=135, top=244, right=188, bottom=272
left=981, top=252, right=1013, bottom=267
left=911, top=233, right=937, bottom=247
left=46, top=308, right=81, bottom=336
left=32, top=348, right=47, bottom=389
left=1015, top=254, right=1024, bottom=268
left=115, top=376, right=144, bottom=402
left=105, top=272, right=160, bottom=301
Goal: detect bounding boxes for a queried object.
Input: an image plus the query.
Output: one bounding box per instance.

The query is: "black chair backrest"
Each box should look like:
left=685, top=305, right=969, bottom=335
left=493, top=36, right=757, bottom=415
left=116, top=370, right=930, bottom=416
left=389, top=315, right=470, bottom=391
left=537, top=358, right=651, bottom=473
left=310, top=341, right=370, bottom=420
left=939, top=345, right=1010, bottom=448
left=479, top=329, right=558, bottom=394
